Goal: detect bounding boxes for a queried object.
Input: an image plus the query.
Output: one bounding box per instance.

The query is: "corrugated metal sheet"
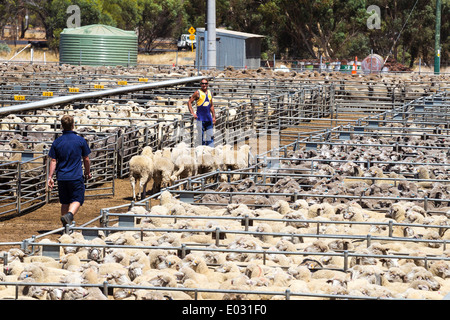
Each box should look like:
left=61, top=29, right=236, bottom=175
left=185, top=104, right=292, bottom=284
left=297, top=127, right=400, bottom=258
left=196, top=28, right=263, bottom=70
left=59, top=24, right=138, bottom=67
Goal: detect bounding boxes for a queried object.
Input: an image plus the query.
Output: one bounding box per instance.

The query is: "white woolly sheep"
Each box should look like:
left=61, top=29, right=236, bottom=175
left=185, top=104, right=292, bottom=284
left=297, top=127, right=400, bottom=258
left=129, top=146, right=154, bottom=201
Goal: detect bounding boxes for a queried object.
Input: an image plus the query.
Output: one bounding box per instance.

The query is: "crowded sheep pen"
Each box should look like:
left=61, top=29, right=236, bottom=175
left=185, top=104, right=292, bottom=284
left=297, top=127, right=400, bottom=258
left=0, top=65, right=450, bottom=300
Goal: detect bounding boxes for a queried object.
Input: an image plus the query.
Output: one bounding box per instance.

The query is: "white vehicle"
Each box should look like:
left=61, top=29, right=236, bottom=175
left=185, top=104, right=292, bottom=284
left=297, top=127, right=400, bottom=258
left=177, top=34, right=196, bottom=51
left=274, top=65, right=290, bottom=73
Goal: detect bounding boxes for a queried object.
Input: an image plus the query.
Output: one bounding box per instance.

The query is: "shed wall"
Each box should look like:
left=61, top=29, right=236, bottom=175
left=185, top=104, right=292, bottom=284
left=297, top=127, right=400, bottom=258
left=195, top=29, right=262, bottom=70
left=217, top=35, right=245, bottom=68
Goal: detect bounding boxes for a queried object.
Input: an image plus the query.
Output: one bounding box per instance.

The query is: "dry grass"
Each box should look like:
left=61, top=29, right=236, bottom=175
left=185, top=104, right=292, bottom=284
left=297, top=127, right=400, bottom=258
left=412, top=65, right=450, bottom=74
left=0, top=44, right=196, bottom=65
left=1, top=43, right=447, bottom=73
left=138, top=50, right=196, bottom=66
left=0, top=45, right=59, bottom=63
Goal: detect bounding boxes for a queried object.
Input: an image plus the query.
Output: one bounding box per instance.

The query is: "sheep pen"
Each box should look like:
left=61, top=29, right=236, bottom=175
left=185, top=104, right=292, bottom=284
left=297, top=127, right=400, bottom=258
left=0, top=65, right=449, bottom=301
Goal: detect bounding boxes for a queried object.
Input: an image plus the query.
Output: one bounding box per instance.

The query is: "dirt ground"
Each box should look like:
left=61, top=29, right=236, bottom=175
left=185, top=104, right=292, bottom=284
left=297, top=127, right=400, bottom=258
left=0, top=178, right=133, bottom=246
left=0, top=135, right=264, bottom=249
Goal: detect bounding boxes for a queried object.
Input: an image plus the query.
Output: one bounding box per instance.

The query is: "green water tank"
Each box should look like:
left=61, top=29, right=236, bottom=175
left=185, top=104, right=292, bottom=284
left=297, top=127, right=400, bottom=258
left=59, top=24, right=138, bottom=66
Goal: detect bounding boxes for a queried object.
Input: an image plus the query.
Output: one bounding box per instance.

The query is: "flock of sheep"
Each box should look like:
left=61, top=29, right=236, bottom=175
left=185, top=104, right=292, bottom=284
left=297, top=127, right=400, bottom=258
left=129, top=142, right=251, bottom=201
left=0, top=189, right=448, bottom=300
left=0, top=67, right=449, bottom=300
left=1, top=123, right=449, bottom=300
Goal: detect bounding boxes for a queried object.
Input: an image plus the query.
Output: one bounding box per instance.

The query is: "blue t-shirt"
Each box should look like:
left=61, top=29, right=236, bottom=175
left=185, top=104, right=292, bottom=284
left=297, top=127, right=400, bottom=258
left=48, top=131, right=91, bottom=181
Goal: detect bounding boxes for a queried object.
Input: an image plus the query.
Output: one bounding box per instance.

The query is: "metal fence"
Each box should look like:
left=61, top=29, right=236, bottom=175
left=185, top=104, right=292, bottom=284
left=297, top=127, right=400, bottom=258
left=0, top=131, right=117, bottom=218
left=1, top=76, right=450, bottom=300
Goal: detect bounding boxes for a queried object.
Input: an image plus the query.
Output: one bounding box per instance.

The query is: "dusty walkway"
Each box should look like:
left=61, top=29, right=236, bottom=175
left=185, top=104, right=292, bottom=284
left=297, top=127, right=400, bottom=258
left=0, top=178, right=132, bottom=246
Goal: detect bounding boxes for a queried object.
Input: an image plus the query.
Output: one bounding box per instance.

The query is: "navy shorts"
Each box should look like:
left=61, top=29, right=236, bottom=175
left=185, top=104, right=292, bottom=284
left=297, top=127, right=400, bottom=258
left=58, top=178, right=85, bottom=205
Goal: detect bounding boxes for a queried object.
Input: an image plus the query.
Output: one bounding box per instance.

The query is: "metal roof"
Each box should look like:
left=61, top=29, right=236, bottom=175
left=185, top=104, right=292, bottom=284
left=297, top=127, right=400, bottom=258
left=61, top=24, right=137, bottom=38
left=196, top=28, right=264, bottom=39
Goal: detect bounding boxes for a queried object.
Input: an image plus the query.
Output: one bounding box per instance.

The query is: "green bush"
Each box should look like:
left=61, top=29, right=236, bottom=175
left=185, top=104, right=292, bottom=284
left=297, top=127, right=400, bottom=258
left=0, top=42, right=11, bottom=54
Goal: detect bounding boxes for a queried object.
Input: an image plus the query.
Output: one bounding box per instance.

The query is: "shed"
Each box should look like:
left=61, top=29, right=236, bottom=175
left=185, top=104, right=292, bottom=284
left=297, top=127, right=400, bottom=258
left=59, top=24, right=138, bottom=67
left=195, top=28, right=264, bottom=70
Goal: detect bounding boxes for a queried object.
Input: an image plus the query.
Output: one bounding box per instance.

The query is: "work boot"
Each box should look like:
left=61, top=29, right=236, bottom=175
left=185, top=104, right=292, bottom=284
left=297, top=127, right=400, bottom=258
left=60, top=212, right=74, bottom=227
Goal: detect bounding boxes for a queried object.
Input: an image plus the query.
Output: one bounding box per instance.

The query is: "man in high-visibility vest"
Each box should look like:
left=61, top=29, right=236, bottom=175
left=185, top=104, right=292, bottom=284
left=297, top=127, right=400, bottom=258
left=188, top=78, right=216, bottom=147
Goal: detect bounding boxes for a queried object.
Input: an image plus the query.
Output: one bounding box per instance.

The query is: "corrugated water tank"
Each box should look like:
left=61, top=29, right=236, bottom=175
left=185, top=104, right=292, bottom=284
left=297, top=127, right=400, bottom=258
left=59, top=24, right=138, bottom=66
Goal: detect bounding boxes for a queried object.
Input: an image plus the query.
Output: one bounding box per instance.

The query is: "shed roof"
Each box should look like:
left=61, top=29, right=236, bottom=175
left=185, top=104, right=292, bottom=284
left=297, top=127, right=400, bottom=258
left=196, top=28, right=264, bottom=39
left=61, top=24, right=137, bottom=38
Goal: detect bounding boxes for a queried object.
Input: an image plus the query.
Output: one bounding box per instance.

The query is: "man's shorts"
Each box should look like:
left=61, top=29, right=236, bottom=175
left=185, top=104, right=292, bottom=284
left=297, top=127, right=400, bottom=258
left=196, top=120, right=214, bottom=147
left=58, top=178, right=85, bottom=205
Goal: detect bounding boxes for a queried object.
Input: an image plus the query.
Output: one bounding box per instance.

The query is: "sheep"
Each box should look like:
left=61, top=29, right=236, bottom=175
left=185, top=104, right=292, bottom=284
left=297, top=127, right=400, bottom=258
left=225, top=236, right=264, bottom=262
left=349, top=265, right=385, bottom=286
left=265, top=243, right=294, bottom=267
left=307, top=203, right=335, bottom=219
left=152, top=150, right=177, bottom=193
left=327, top=239, right=354, bottom=251
left=195, top=145, right=219, bottom=175
left=400, top=287, right=445, bottom=299
left=102, top=249, right=131, bottom=266
left=303, top=240, right=328, bottom=253
left=133, top=290, right=172, bottom=300
left=312, top=269, right=350, bottom=289
left=148, top=249, right=177, bottom=270
left=129, top=146, right=154, bottom=201
left=5, top=73, right=450, bottom=300
left=253, top=208, right=285, bottom=232
left=215, top=261, right=242, bottom=282
left=146, top=271, right=178, bottom=288
left=80, top=263, right=101, bottom=285
left=253, top=223, right=277, bottom=245
left=17, top=263, right=71, bottom=283
left=219, top=144, right=251, bottom=181
left=341, top=202, right=367, bottom=222
left=428, top=260, right=450, bottom=279
left=86, top=238, right=107, bottom=262
left=1, top=248, right=25, bottom=263
left=347, top=279, right=396, bottom=299
left=179, top=269, right=224, bottom=300
left=60, top=253, right=82, bottom=272
left=387, top=202, right=407, bottom=222
left=423, top=230, right=442, bottom=248
left=0, top=143, right=12, bottom=160
left=178, top=254, right=216, bottom=280
left=127, top=262, right=147, bottom=281
left=171, top=144, right=198, bottom=180
left=404, top=267, right=441, bottom=291
left=154, top=233, right=182, bottom=247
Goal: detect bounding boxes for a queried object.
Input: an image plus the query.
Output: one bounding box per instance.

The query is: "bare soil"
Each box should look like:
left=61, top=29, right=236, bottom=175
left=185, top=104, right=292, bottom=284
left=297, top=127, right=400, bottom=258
left=0, top=178, right=133, bottom=246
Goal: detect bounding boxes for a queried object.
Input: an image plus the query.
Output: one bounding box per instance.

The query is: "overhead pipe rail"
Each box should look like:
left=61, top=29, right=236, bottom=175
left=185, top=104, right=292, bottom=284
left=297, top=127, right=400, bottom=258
left=0, top=76, right=207, bottom=116
left=1, top=83, right=450, bottom=300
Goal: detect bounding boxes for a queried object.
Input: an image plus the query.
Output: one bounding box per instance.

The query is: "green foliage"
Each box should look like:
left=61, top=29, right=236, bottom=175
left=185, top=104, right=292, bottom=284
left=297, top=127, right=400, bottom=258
left=0, top=42, right=11, bottom=54
left=0, top=0, right=447, bottom=64
left=137, top=0, right=186, bottom=51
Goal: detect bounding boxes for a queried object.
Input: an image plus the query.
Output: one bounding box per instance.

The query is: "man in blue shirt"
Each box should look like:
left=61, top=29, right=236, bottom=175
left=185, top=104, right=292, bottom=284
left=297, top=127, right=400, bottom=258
left=47, top=115, right=91, bottom=228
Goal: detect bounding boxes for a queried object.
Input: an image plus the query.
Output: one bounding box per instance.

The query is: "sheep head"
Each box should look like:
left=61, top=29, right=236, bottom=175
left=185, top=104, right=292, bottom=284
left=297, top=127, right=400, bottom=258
left=9, top=139, right=25, bottom=151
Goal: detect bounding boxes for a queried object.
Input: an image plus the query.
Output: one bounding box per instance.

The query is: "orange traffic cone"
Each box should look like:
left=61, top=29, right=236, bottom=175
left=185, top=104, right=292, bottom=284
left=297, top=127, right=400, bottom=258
left=352, top=56, right=358, bottom=74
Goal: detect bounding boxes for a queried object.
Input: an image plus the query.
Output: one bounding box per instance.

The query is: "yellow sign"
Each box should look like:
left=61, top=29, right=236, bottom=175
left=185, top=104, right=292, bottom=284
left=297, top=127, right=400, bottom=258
left=42, top=92, right=53, bottom=97
left=188, top=26, right=196, bottom=34
left=189, top=34, right=195, bottom=41
left=139, top=78, right=148, bottom=82
left=14, top=95, right=25, bottom=101
left=94, top=84, right=104, bottom=89
left=118, top=81, right=127, bottom=86
left=69, top=87, right=79, bottom=93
